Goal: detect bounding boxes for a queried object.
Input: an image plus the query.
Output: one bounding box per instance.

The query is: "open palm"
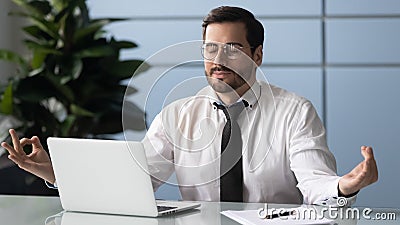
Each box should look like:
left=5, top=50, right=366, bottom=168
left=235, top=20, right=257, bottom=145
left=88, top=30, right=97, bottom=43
left=338, top=146, right=378, bottom=196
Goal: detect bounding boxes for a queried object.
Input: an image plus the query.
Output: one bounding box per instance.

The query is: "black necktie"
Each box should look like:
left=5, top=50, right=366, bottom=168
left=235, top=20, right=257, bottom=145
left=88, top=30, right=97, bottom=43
left=214, top=100, right=248, bottom=202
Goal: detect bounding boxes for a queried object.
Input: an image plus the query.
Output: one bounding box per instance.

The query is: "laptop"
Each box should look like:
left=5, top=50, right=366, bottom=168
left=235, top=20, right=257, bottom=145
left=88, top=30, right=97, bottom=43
left=47, top=137, right=200, bottom=217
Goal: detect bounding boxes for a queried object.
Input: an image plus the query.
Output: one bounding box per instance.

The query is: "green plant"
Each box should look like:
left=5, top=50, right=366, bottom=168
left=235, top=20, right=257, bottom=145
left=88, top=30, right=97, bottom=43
left=0, top=0, right=148, bottom=145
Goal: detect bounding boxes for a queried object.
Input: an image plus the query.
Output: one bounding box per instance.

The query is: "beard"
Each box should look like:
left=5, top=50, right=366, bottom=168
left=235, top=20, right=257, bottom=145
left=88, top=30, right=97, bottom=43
left=205, top=65, right=247, bottom=93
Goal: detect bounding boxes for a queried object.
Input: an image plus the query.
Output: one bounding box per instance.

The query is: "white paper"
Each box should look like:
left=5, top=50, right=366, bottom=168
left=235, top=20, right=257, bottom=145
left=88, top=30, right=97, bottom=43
left=221, top=209, right=335, bottom=225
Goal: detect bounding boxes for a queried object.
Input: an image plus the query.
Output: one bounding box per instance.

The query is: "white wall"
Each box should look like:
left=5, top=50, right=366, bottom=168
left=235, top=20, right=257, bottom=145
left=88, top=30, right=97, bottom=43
left=0, top=1, right=27, bottom=84
left=0, top=1, right=16, bottom=84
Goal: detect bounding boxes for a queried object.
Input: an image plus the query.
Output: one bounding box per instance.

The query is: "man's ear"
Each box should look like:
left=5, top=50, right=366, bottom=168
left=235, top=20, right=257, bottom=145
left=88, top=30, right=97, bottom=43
left=253, top=45, right=263, bottom=66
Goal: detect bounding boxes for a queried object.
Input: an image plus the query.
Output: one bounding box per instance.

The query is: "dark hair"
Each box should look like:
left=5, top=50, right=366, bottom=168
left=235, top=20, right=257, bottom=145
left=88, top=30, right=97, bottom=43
left=202, top=6, right=264, bottom=54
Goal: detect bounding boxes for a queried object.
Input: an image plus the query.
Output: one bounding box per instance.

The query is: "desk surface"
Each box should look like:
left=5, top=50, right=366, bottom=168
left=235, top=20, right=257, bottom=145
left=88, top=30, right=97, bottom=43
left=0, top=195, right=398, bottom=225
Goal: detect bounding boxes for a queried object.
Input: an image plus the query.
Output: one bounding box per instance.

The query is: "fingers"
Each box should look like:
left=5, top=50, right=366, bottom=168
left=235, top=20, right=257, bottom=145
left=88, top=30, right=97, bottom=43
left=9, top=129, right=25, bottom=155
left=359, top=145, right=378, bottom=185
left=1, top=142, right=26, bottom=167
left=2, top=129, right=36, bottom=160
left=4, top=129, right=41, bottom=153
left=7, top=154, right=28, bottom=168
left=336, top=145, right=378, bottom=194
left=20, top=138, right=32, bottom=148
left=361, top=146, right=374, bottom=161
left=1, top=141, right=19, bottom=156
left=31, top=136, right=44, bottom=151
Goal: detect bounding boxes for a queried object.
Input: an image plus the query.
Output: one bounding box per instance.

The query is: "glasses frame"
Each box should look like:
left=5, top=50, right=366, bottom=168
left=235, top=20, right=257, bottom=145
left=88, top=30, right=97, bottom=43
left=201, top=42, right=254, bottom=60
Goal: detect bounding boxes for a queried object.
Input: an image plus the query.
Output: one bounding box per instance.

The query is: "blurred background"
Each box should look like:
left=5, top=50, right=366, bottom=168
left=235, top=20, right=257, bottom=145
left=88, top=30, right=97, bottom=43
left=1, top=0, right=399, bottom=208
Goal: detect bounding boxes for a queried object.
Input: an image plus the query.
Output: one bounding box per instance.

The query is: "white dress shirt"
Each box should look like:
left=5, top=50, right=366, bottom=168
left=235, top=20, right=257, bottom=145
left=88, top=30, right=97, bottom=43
left=142, top=80, right=355, bottom=205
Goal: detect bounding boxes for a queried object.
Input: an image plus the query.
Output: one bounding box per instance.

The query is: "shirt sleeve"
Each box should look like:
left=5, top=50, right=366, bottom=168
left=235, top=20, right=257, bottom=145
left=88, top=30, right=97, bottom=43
left=45, top=180, right=58, bottom=189
left=141, top=113, right=175, bottom=192
left=288, top=100, right=357, bottom=206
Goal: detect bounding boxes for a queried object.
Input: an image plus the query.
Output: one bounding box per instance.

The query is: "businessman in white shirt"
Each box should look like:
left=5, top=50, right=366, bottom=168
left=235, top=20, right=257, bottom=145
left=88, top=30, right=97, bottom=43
left=2, top=6, right=377, bottom=206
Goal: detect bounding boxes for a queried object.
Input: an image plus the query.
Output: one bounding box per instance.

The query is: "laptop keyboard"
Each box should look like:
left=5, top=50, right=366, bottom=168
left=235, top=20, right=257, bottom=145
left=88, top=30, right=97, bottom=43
left=157, top=205, right=178, bottom=212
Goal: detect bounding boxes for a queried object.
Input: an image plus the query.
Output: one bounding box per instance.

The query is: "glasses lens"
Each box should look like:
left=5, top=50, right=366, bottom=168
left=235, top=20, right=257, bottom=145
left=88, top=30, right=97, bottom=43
left=201, top=43, right=244, bottom=60
left=226, top=44, right=240, bottom=59
left=202, top=43, right=218, bottom=60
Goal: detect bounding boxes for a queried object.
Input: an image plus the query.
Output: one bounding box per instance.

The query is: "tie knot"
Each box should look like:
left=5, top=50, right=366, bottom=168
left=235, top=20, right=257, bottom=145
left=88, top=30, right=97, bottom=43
left=214, top=100, right=248, bottom=121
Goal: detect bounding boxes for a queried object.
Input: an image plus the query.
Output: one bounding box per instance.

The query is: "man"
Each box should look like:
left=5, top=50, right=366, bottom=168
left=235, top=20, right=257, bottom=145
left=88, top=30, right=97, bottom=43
left=2, top=6, right=377, bottom=205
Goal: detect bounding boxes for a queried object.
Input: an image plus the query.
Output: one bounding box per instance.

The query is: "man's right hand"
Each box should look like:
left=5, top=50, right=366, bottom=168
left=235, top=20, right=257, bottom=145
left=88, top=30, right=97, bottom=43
left=1, top=129, right=56, bottom=184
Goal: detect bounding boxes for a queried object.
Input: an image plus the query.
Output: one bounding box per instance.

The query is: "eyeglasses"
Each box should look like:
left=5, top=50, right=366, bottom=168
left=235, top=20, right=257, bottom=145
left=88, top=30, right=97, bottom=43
left=201, top=42, right=253, bottom=60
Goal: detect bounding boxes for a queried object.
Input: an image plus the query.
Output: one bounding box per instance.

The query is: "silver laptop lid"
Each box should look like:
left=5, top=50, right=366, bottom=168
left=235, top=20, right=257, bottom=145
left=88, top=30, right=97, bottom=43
left=47, top=138, right=159, bottom=217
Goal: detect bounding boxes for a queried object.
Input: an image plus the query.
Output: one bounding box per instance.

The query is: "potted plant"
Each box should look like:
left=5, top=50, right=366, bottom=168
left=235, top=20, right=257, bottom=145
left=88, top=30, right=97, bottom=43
left=0, top=0, right=148, bottom=195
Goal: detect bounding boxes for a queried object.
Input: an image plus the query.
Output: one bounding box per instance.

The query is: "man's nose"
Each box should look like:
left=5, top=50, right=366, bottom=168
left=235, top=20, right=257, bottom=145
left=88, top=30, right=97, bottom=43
left=213, top=48, right=228, bottom=66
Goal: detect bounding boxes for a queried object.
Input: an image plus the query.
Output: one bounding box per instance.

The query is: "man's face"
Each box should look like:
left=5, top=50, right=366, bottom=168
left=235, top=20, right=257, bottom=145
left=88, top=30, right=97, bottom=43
left=203, top=22, right=261, bottom=93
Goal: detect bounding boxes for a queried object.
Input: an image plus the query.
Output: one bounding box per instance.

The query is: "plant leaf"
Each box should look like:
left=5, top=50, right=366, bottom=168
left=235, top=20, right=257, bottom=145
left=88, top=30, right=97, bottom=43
left=0, top=82, right=13, bottom=115
left=77, top=0, right=89, bottom=26
left=28, top=0, right=52, bottom=15
left=0, top=49, right=29, bottom=74
left=24, top=40, right=60, bottom=55
left=23, top=25, right=52, bottom=41
left=51, top=0, right=68, bottom=12
left=60, top=115, right=76, bottom=137
left=28, top=66, right=44, bottom=77
left=76, top=46, right=115, bottom=58
left=124, top=86, right=137, bottom=95
left=132, top=61, right=150, bottom=77
left=122, top=101, right=146, bottom=131
left=76, top=84, right=125, bottom=104
left=15, top=76, right=57, bottom=102
left=102, top=60, right=150, bottom=79
left=91, top=112, right=123, bottom=134
left=60, top=76, right=72, bottom=85
left=71, top=58, right=83, bottom=80
left=73, top=19, right=109, bottom=43
left=30, top=16, right=60, bottom=39
left=31, top=50, right=47, bottom=69
left=9, top=11, right=59, bottom=39
left=12, top=0, right=51, bottom=16
left=45, top=75, right=75, bottom=102
left=54, top=0, right=83, bottom=23
left=70, top=104, right=95, bottom=117
left=54, top=6, right=68, bottom=23
left=0, top=49, right=26, bottom=65
left=111, top=39, right=138, bottom=49
left=90, top=99, right=145, bottom=134
left=92, top=18, right=126, bottom=23
left=17, top=102, right=59, bottom=137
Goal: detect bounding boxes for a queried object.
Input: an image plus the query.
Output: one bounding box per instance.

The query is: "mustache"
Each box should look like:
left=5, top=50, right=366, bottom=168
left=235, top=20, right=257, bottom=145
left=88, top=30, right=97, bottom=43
left=210, top=65, right=234, bottom=74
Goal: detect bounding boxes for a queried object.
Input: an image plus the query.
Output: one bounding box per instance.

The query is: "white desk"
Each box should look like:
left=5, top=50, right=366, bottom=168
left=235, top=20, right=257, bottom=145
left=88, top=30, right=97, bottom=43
left=0, top=195, right=398, bottom=225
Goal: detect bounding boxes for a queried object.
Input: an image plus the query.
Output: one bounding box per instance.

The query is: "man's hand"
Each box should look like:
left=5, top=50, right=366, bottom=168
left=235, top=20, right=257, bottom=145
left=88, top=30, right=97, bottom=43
left=338, top=146, right=378, bottom=196
left=1, top=129, right=56, bottom=184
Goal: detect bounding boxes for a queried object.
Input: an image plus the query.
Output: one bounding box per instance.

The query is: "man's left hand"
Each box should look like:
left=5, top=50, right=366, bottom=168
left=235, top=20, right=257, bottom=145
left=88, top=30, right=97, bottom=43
left=338, top=146, right=378, bottom=196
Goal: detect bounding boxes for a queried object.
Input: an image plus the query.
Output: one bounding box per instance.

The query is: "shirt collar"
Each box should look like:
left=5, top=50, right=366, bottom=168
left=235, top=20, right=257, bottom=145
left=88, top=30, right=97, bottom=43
left=240, top=81, right=261, bottom=110
left=198, top=81, right=261, bottom=110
